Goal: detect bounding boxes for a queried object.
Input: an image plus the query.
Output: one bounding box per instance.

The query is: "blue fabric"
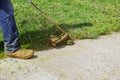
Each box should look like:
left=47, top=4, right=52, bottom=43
left=0, top=0, right=20, bottom=53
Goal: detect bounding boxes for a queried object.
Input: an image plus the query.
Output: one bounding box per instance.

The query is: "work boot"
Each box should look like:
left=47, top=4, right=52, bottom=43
left=5, top=49, right=34, bottom=59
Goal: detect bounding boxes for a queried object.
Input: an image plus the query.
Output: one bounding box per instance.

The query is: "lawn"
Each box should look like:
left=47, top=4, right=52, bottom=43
left=0, top=0, right=120, bottom=58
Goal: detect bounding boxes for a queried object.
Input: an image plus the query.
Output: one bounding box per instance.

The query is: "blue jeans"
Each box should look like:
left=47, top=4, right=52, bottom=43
left=0, top=0, right=20, bottom=53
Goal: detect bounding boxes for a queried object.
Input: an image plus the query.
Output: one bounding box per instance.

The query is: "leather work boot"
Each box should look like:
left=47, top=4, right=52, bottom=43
left=5, top=49, right=34, bottom=59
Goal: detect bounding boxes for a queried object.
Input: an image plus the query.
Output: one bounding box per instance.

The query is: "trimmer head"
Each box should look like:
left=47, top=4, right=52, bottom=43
left=49, top=33, right=74, bottom=46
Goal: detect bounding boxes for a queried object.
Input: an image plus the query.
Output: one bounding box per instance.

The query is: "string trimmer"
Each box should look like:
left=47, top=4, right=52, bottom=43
left=27, top=0, right=74, bottom=46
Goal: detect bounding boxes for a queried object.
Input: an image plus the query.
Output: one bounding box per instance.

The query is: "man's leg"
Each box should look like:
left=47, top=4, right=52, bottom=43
left=0, top=0, right=34, bottom=59
left=0, top=0, right=20, bottom=53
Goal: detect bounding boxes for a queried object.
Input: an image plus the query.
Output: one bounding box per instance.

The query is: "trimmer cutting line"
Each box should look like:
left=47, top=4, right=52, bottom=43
left=27, top=0, right=74, bottom=46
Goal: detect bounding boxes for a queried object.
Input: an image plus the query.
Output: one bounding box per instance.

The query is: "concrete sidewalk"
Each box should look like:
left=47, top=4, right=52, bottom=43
left=0, top=32, right=120, bottom=80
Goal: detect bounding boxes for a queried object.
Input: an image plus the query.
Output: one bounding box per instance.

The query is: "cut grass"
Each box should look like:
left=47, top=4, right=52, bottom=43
left=0, top=0, right=120, bottom=58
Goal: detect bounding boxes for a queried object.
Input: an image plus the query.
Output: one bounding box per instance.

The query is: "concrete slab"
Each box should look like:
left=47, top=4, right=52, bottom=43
left=0, top=32, right=120, bottom=80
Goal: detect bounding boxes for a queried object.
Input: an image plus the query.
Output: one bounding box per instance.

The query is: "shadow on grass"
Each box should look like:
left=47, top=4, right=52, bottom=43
left=0, top=41, right=4, bottom=58
left=0, top=41, right=4, bottom=51
left=59, top=22, right=93, bottom=30
left=20, top=22, right=93, bottom=51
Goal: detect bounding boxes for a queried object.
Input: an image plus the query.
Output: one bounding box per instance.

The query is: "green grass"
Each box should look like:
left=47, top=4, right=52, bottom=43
left=0, top=0, right=120, bottom=58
